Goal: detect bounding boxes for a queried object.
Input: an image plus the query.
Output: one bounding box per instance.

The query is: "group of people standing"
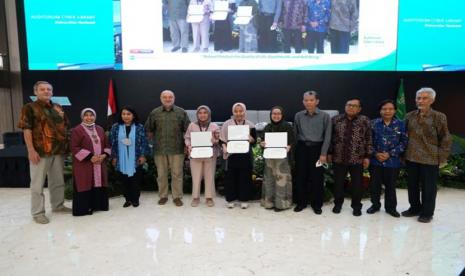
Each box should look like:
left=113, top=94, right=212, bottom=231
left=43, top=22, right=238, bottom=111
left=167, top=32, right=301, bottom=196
left=165, top=0, right=358, bottom=54
left=19, top=81, right=451, bottom=225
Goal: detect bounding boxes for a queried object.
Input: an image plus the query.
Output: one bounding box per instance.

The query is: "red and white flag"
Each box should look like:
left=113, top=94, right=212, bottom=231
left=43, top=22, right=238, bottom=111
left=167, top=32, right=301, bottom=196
left=107, top=79, right=117, bottom=117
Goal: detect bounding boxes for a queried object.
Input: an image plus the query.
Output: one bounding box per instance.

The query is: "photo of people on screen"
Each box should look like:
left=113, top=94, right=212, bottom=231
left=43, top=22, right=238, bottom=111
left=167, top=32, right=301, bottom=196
left=162, top=0, right=359, bottom=54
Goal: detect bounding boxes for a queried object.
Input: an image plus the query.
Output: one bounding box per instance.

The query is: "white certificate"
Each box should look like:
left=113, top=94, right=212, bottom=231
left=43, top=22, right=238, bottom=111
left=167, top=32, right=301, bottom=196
left=191, top=147, right=213, bottom=158
left=191, top=132, right=213, bottom=147
left=227, top=141, right=250, bottom=154
left=264, top=132, right=287, bottom=148
left=211, top=1, right=229, bottom=20
left=263, top=148, right=287, bottom=159
left=234, top=6, right=253, bottom=25
left=211, top=11, right=228, bottom=20
left=187, top=5, right=204, bottom=23
left=227, top=125, right=249, bottom=141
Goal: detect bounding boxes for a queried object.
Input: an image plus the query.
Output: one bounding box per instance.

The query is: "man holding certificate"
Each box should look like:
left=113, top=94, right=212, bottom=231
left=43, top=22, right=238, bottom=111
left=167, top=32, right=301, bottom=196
left=185, top=106, right=220, bottom=207
left=220, top=103, right=257, bottom=209
left=261, top=106, right=294, bottom=211
left=293, top=91, right=332, bottom=214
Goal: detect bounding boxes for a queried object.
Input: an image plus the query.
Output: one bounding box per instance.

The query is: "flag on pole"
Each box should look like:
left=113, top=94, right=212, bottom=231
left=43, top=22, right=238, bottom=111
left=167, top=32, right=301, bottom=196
left=107, top=79, right=117, bottom=117
left=396, top=79, right=406, bottom=120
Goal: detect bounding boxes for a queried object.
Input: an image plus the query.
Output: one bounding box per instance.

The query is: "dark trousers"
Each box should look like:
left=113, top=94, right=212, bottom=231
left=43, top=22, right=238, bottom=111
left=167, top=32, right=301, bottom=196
left=282, top=29, right=303, bottom=53
left=330, top=29, right=350, bottom=54
left=225, top=167, right=252, bottom=202
left=118, top=166, right=143, bottom=204
left=295, top=142, right=324, bottom=209
left=333, top=163, right=363, bottom=210
left=406, top=161, right=439, bottom=217
left=257, top=14, right=278, bottom=52
left=369, top=165, right=399, bottom=211
left=307, top=31, right=325, bottom=53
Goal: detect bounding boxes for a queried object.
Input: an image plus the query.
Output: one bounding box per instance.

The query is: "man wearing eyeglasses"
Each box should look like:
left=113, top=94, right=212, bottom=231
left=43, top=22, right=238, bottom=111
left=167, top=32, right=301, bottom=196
left=328, top=98, right=372, bottom=216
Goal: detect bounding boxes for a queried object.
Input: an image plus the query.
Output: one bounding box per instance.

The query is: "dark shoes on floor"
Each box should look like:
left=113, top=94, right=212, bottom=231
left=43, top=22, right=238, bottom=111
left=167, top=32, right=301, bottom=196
left=123, top=201, right=132, bottom=208
left=353, top=209, right=362, bottom=216
left=173, top=198, right=183, bottom=207
left=418, top=216, right=433, bottom=223
left=171, top=46, right=181, bottom=52
left=293, top=205, right=306, bottom=212
left=313, top=208, right=322, bottom=215
left=386, top=209, right=400, bottom=218
left=401, top=208, right=421, bottom=217
left=366, top=205, right=380, bottom=214
left=332, top=205, right=341, bottom=214
left=158, top=198, right=168, bottom=205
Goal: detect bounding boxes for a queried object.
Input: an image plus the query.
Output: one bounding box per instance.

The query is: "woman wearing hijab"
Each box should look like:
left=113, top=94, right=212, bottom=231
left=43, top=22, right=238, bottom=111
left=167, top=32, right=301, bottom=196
left=71, top=108, right=111, bottom=216
left=220, top=103, right=257, bottom=209
left=260, top=106, right=294, bottom=211
left=185, top=106, right=220, bottom=207
left=110, top=106, right=151, bottom=208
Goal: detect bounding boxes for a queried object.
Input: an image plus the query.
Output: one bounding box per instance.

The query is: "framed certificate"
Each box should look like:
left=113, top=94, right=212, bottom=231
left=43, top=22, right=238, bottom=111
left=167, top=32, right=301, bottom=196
left=227, top=125, right=249, bottom=140
left=263, top=132, right=287, bottom=159
left=263, top=148, right=287, bottom=159
left=191, top=147, right=213, bottom=158
left=187, top=5, right=204, bottom=23
left=190, top=131, right=214, bottom=158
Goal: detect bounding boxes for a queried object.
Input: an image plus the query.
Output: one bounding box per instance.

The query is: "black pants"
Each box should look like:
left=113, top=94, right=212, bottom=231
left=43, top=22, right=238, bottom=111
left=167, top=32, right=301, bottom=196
left=307, top=31, right=325, bottom=53
left=118, top=166, right=143, bottom=204
left=369, top=165, right=399, bottom=211
left=282, top=29, right=303, bottom=53
left=330, top=29, right=350, bottom=54
left=333, top=163, right=363, bottom=210
left=406, top=161, right=439, bottom=217
left=295, top=142, right=324, bottom=209
left=73, top=187, right=109, bottom=216
left=225, top=167, right=252, bottom=202
left=257, top=14, right=278, bottom=52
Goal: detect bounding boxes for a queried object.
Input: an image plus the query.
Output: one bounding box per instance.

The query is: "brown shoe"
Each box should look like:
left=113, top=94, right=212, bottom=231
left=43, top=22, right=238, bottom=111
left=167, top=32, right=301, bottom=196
left=191, top=198, right=200, bottom=207
left=173, top=198, right=183, bottom=207
left=52, top=205, right=72, bottom=213
left=206, top=198, right=215, bottom=207
left=33, top=214, right=49, bottom=224
left=158, top=198, right=168, bottom=205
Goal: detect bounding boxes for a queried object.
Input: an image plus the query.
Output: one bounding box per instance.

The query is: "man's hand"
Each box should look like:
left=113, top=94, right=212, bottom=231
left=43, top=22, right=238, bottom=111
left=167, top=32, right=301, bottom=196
left=138, top=156, right=146, bottom=165
left=363, top=158, right=370, bottom=169
left=319, top=155, right=327, bottom=164
left=28, top=150, right=41, bottom=165
left=112, top=158, right=117, bottom=167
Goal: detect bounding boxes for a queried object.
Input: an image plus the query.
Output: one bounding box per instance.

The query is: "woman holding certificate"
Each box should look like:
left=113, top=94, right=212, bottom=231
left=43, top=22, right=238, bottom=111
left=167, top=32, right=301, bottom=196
left=185, top=106, right=220, bottom=207
left=220, top=103, right=257, bottom=209
left=260, top=106, right=294, bottom=211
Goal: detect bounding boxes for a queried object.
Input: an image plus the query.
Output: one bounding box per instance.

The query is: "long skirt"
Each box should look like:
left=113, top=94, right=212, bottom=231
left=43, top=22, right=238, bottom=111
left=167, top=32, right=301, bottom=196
left=261, top=159, right=292, bottom=210
left=73, top=186, right=109, bottom=216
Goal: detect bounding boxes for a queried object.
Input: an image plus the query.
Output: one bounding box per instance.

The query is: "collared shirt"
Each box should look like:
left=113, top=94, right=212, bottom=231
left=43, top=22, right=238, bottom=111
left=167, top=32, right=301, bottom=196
left=294, top=108, right=332, bottom=155
left=258, top=0, right=282, bottom=22
left=281, top=0, right=308, bottom=30
left=370, top=118, right=408, bottom=168
left=144, top=105, right=190, bottom=155
left=329, top=0, right=358, bottom=32
left=330, top=113, right=372, bottom=165
left=165, top=0, right=190, bottom=19
left=306, top=0, right=331, bottom=33
left=405, top=109, right=452, bottom=165
left=17, top=100, right=69, bottom=156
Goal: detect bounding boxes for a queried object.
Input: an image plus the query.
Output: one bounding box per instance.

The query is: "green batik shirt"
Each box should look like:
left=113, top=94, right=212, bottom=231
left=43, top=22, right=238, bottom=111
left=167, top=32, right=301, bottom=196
left=144, top=105, right=190, bottom=155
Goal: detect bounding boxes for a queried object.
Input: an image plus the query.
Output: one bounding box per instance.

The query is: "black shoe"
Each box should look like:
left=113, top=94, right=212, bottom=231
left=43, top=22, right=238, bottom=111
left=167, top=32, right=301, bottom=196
left=353, top=209, right=362, bottom=216
left=123, top=201, right=132, bottom=208
left=293, top=205, right=306, bottom=212
left=366, top=205, right=380, bottom=214
left=418, top=216, right=433, bottom=223
left=313, top=208, right=322, bottom=215
left=182, top=47, right=188, bottom=53
left=171, top=46, right=181, bottom=52
left=274, top=208, right=285, bottom=212
left=401, top=208, right=421, bottom=217
left=386, top=209, right=400, bottom=218
left=133, top=202, right=140, bottom=207
left=332, top=205, right=341, bottom=214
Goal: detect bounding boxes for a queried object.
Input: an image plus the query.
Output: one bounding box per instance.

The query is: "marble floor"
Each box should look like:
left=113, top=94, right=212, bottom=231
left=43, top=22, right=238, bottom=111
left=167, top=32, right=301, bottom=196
left=0, top=188, right=464, bottom=276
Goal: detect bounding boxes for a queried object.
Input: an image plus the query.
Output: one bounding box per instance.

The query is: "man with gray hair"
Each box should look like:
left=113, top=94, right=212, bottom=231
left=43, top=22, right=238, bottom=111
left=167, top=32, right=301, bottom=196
left=145, top=90, right=190, bottom=206
left=293, top=91, right=332, bottom=214
left=402, top=87, right=452, bottom=223
left=18, top=81, right=71, bottom=224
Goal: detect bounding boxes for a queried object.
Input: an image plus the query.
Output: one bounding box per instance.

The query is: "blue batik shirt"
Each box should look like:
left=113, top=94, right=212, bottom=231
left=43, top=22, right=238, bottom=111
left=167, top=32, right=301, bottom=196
left=306, top=0, right=331, bottom=33
left=370, top=118, right=408, bottom=168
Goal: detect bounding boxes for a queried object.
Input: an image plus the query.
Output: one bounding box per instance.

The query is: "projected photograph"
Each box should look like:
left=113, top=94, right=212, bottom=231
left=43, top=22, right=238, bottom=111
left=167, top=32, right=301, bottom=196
left=22, top=0, right=465, bottom=71
left=161, top=0, right=359, bottom=55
